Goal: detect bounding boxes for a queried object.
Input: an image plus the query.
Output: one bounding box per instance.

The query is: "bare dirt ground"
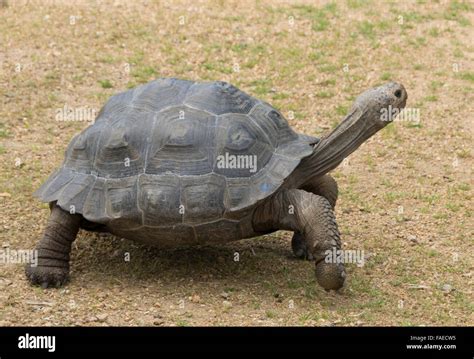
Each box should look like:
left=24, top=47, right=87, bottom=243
left=0, top=0, right=472, bottom=326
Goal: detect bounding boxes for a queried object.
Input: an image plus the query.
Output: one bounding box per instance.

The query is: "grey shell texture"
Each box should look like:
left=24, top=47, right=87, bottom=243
left=35, top=78, right=317, bottom=244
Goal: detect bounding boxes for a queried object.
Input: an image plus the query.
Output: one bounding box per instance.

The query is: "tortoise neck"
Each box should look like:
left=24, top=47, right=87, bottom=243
left=290, top=107, right=382, bottom=187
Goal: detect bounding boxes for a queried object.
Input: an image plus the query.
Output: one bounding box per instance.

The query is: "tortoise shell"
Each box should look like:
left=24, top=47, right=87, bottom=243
left=35, top=78, right=317, bottom=244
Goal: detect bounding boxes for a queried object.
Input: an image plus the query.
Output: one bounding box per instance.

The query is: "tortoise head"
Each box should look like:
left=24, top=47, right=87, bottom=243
left=351, top=81, right=407, bottom=129
left=334, top=81, right=407, bottom=156
left=294, top=82, right=408, bottom=181
left=318, top=81, right=408, bottom=158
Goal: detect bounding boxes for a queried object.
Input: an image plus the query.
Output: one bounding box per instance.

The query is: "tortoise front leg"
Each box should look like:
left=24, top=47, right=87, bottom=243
left=253, top=189, right=345, bottom=291
left=300, top=174, right=338, bottom=208
left=26, top=204, right=80, bottom=288
left=292, top=174, right=338, bottom=259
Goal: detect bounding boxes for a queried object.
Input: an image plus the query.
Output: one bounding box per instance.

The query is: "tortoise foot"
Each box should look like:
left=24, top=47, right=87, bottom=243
left=291, top=232, right=313, bottom=260
left=25, top=264, right=69, bottom=288
left=315, top=260, right=346, bottom=291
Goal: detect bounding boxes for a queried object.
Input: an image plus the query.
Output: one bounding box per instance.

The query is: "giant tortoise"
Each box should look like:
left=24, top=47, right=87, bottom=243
left=27, top=78, right=407, bottom=290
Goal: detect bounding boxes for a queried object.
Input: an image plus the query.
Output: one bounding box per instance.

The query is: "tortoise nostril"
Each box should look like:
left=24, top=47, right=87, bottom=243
left=394, top=89, right=402, bottom=98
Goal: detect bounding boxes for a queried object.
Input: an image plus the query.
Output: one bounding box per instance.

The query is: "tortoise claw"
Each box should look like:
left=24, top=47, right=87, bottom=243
left=26, top=264, right=70, bottom=288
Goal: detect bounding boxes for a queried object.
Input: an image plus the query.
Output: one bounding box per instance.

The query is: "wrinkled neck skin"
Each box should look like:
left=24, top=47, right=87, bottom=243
left=287, top=104, right=387, bottom=188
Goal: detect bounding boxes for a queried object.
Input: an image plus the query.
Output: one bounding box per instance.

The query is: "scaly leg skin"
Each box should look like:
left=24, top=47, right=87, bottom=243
left=253, top=189, right=345, bottom=291
left=301, top=174, right=338, bottom=208
left=25, top=204, right=80, bottom=288
left=292, top=175, right=338, bottom=259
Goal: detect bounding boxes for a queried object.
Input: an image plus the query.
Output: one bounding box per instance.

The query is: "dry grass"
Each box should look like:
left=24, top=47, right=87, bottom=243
left=0, top=0, right=472, bottom=326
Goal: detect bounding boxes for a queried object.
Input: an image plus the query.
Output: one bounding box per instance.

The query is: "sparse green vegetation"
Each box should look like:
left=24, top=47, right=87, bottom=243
left=458, top=72, right=474, bottom=83
left=357, top=20, right=375, bottom=39
left=291, top=3, right=338, bottom=32
left=131, top=66, right=158, bottom=83
left=444, top=0, right=471, bottom=26
left=98, top=79, right=113, bottom=89
left=0, top=124, right=10, bottom=138
left=424, top=94, right=438, bottom=102
left=335, top=105, right=348, bottom=116
left=316, top=90, right=334, bottom=98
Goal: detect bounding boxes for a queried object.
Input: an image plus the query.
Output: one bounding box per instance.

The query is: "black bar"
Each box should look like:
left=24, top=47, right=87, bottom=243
left=0, top=327, right=472, bottom=356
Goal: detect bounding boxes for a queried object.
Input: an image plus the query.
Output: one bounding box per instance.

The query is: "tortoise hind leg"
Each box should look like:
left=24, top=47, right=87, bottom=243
left=292, top=175, right=338, bottom=259
left=26, top=204, right=80, bottom=288
left=253, top=189, right=345, bottom=291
